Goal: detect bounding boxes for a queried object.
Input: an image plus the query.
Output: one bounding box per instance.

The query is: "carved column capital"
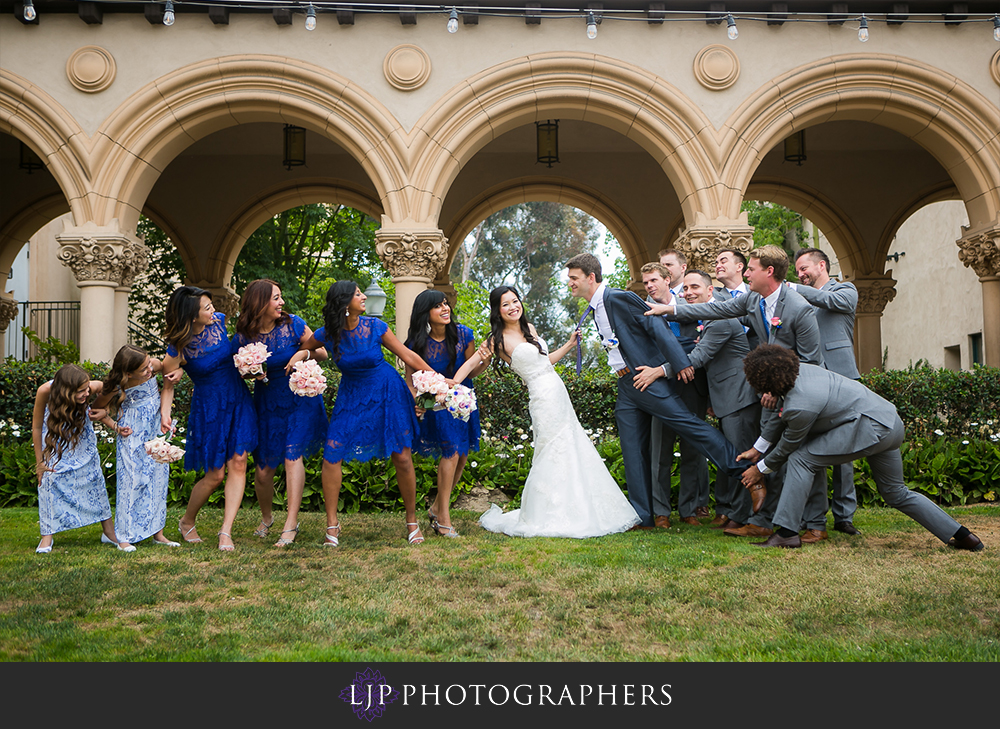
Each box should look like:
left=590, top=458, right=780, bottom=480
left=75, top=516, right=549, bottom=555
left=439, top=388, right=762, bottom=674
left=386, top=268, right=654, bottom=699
left=956, top=224, right=1000, bottom=280
left=55, top=219, right=142, bottom=286
left=118, top=240, right=150, bottom=288
left=208, top=287, right=241, bottom=320
left=673, top=216, right=755, bottom=274
left=0, top=295, right=19, bottom=335
left=374, top=228, right=449, bottom=281
left=851, top=275, right=898, bottom=315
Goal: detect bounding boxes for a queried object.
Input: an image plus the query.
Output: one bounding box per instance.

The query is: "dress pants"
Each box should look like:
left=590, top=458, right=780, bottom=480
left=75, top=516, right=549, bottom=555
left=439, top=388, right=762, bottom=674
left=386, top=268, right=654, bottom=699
left=800, top=462, right=857, bottom=530
left=714, top=402, right=761, bottom=525
left=651, top=377, right=709, bottom=518
left=773, top=415, right=961, bottom=542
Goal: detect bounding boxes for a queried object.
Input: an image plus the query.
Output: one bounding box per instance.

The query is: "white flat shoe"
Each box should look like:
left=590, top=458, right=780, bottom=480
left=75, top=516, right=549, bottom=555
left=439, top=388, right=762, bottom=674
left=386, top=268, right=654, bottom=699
left=116, top=542, right=136, bottom=553
left=153, top=538, right=181, bottom=547
left=100, top=533, right=115, bottom=545
left=36, top=539, right=53, bottom=554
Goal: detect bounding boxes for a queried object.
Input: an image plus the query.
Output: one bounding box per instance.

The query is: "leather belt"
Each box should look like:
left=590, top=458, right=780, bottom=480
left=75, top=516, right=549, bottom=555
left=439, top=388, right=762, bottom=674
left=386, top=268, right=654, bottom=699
left=616, top=367, right=631, bottom=378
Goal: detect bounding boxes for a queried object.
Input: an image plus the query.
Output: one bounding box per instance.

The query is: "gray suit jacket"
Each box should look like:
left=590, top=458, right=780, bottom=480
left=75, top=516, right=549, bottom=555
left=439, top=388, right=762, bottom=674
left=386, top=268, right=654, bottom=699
left=671, top=285, right=824, bottom=367
left=762, top=365, right=898, bottom=472
left=794, top=280, right=860, bottom=379
left=662, top=318, right=756, bottom=419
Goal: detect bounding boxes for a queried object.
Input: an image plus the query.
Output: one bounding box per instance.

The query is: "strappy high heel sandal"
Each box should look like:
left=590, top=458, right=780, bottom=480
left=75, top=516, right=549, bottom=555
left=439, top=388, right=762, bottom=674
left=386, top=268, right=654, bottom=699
left=406, top=522, right=424, bottom=545
left=427, top=508, right=438, bottom=530
left=432, top=521, right=460, bottom=538
left=274, top=524, right=299, bottom=547
left=323, top=524, right=341, bottom=547
left=253, top=518, right=274, bottom=538
left=217, top=531, right=234, bottom=552
left=179, top=518, right=203, bottom=544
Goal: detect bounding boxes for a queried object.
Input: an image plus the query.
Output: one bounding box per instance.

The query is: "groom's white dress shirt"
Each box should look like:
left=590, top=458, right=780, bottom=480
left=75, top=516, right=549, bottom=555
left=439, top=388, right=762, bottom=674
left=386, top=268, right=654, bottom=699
left=589, top=282, right=627, bottom=372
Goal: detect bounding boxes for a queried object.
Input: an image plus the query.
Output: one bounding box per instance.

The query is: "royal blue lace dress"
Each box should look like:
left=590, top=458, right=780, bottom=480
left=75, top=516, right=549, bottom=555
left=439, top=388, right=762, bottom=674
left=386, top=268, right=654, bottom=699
left=411, top=324, right=481, bottom=459
left=114, top=377, right=169, bottom=543
left=38, top=402, right=112, bottom=536
left=167, top=312, right=257, bottom=471
left=233, top=314, right=327, bottom=469
left=313, top=316, right=418, bottom=463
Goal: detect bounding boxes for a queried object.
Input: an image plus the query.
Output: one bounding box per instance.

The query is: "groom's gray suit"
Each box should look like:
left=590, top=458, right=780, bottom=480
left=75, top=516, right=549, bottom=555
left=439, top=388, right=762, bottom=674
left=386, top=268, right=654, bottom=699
left=761, top=364, right=962, bottom=543
left=600, top=287, right=746, bottom=527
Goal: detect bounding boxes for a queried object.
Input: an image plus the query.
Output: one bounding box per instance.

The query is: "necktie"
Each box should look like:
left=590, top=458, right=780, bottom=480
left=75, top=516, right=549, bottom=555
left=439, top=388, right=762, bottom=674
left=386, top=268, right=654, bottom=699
left=760, top=299, right=769, bottom=337
left=575, top=305, right=593, bottom=375
left=730, top=289, right=739, bottom=298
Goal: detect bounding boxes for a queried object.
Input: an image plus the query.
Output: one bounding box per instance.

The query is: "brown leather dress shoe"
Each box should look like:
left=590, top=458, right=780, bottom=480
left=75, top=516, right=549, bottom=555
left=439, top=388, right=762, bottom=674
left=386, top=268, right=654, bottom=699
left=629, top=525, right=655, bottom=531
left=748, top=483, right=766, bottom=513
left=680, top=516, right=700, bottom=526
left=708, top=514, right=728, bottom=526
left=712, top=519, right=742, bottom=531
left=751, top=532, right=802, bottom=548
left=654, top=515, right=671, bottom=529
left=950, top=533, right=985, bottom=552
left=695, top=506, right=711, bottom=518
left=723, top=524, right=773, bottom=538
left=800, top=529, right=828, bottom=544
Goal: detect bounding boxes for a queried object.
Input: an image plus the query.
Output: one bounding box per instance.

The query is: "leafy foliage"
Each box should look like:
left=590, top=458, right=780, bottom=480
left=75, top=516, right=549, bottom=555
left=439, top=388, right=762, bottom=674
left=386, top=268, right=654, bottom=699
left=741, top=200, right=808, bottom=281
left=131, top=216, right=186, bottom=338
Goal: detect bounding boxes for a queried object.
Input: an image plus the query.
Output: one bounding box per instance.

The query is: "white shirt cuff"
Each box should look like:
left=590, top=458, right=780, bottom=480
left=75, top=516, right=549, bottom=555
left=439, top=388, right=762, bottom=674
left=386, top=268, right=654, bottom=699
left=753, top=437, right=771, bottom=452
left=758, top=459, right=773, bottom=475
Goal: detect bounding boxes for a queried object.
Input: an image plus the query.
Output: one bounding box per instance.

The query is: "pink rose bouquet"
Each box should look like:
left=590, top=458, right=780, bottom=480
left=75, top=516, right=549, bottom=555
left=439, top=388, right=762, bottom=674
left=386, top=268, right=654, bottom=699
left=288, top=359, right=327, bottom=397
left=144, top=435, right=185, bottom=464
left=443, top=384, right=478, bottom=422
left=411, top=369, right=450, bottom=417
left=234, top=342, right=270, bottom=383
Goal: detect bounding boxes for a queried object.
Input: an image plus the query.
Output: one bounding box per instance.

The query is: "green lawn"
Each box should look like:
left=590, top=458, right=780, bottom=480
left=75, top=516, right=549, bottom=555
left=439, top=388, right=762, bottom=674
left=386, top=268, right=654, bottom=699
left=1, top=504, right=997, bottom=662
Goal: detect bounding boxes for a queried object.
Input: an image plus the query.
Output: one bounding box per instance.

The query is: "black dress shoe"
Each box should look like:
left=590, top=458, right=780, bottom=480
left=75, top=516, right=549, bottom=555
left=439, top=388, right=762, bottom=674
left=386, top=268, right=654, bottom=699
left=834, top=521, right=860, bottom=535
left=950, top=533, right=985, bottom=552
left=751, top=533, right=802, bottom=548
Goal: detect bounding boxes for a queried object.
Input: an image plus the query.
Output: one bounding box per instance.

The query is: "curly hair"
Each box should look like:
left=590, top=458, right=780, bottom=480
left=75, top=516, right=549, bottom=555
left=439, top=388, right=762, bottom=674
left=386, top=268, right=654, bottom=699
left=321, top=280, right=361, bottom=360
left=743, top=344, right=800, bottom=398
left=236, top=279, right=290, bottom=341
left=406, top=289, right=460, bottom=376
left=102, top=344, right=149, bottom=417
left=42, top=364, right=91, bottom=466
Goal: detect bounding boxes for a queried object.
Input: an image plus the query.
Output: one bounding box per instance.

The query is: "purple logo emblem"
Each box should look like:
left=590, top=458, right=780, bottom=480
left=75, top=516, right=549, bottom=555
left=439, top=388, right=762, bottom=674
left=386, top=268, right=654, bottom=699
left=339, top=667, right=400, bottom=721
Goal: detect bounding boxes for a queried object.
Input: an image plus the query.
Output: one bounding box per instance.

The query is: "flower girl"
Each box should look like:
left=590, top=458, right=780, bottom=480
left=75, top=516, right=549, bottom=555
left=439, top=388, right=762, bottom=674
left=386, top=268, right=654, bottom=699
left=31, top=364, right=135, bottom=553
left=92, top=344, right=182, bottom=548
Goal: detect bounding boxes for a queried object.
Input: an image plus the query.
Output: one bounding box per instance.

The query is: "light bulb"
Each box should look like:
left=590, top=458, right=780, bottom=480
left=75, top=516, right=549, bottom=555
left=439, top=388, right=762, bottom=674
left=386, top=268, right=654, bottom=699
left=163, top=1, right=175, bottom=27
left=858, top=15, right=869, bottom=43
left=586, top=12, right=597, bottom=40
left=23, top=0, right=36, bottom=22
left=726, top=14, right=738, bottom=41
left=448, top=8, right=458, bottom=34
left=305, top=4, right=316, bottom=31
left=993, top=15, right=1000, bottom=42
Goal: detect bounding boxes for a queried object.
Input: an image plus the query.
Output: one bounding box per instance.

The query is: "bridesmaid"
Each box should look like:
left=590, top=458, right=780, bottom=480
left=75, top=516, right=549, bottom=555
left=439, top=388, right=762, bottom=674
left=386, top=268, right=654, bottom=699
left=233, top=279, right=328, bottom=547
left=404, top=290, right=488, bottom=537
left=160, top=286, right=257, bottom=551
left=297, top=280, right=435, bottom=546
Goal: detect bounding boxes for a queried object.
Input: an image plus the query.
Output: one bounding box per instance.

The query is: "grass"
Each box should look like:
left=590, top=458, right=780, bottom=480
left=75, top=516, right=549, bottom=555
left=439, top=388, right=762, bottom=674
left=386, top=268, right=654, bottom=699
left=0, top=504, right=997, bottom=662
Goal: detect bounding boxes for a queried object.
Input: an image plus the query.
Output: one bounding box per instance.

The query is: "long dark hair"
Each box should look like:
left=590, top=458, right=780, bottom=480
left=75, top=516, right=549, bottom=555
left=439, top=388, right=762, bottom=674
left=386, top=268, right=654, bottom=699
left=42, top=364, right=90, bottom=466
left=321, top=280, right=360, bottom=359
left=488, top=285, right=544, bottom=369
left=406, top=289, right=459, bottom=375
left=102, top=344, right=149, bottom=416
left=163, top=286, right=212, bottom=355
left=236, top=279, right=290, bottom=340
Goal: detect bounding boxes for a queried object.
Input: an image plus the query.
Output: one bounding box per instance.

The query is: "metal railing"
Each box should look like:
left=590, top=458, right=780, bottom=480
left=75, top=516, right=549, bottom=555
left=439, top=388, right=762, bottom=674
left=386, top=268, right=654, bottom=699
left=128, top=320, right=167, bottom=359
left=4, top=300, right=80, bottom=361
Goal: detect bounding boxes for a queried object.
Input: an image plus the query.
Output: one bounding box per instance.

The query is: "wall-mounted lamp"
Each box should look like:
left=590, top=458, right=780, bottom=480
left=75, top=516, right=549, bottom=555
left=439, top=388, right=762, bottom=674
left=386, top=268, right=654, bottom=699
left=283, top=124, right=306, bottom=170
left=886, top=251, right=905, bottom=263
left=19, top=141, right=44, bottom=173
left=536, top=120, right=559, bottom=168
left=363, top=281, right=388, bottom=318
left=784, top=130, right=806, bottom=166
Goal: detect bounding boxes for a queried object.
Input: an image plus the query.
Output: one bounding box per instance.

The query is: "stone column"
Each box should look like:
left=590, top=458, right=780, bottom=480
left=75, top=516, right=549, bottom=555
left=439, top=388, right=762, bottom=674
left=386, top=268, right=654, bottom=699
left=852, top=275, right=897, bottom=373
left=672, top=213, right=755, bottom=278
left=957, top=224, right=1000, bottom=368
left=0, top=294, right=19, bottom=360
left=375, top=226, right=448, bottom=338
left=56, top=220, right=143, bottom=363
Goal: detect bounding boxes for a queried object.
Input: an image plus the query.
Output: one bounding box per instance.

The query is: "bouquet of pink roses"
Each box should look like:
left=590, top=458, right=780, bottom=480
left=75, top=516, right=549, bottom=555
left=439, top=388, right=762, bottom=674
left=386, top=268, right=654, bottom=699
left=443, top=384, right=477, bottom=422
left=144, top=435, right=185, bottom=464
left=411, top=369, right=449, bottom=417
left=288, top=359, right=327, bottom=397
left=234, top=342, right=270, bottom=383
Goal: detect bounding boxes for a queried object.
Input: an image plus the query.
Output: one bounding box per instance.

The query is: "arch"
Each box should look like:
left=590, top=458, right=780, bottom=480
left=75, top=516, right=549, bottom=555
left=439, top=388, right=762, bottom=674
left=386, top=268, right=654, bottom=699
left=408, top=53, right=724, bottom=229
left=87, top=56, right=409, bottom=234
left=441, top=177, right=643, bottom=282
left=0, top=193, right=72, bottom=292
left=721, top=54, right=1000, bottom=240
left=875, top=181, right=963, bottom=267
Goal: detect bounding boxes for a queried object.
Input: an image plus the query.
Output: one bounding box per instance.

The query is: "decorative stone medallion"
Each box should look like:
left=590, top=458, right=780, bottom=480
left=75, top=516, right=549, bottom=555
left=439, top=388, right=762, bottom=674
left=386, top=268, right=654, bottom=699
left=383, top=44, right=431, bottom=91
left=990, top=49, right=1000, bottom=88
left=66, top=46, right=117, bottom=93
left=693, top=44, right=740, bottom=91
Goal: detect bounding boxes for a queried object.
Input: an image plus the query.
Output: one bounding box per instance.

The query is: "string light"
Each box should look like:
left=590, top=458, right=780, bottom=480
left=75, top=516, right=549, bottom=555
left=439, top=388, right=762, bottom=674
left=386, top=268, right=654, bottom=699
left=858, top=15, right=869, bottom=42
left=586, top=12, right=597, bottom=40
left=163, top=1, right=175, bottom=26
left=305, top=3, right=317, bottom=31
left=726, top=14, right=738, bottom=41
left=448, top=8, right=459, bottom=33
left=22, top=0, right=36, bottom=22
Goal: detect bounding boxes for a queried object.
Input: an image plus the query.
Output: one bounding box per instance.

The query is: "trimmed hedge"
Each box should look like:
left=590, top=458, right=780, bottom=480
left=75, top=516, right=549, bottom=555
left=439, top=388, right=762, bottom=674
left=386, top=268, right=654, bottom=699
left=2, top=358, right=998, bottom=512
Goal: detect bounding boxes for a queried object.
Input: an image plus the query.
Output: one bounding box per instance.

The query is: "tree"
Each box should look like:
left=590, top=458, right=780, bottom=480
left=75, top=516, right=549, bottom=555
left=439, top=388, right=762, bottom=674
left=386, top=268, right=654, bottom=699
left=130, top=216, right=186, bottom=341
left=742, top=200, right=808, bottom=280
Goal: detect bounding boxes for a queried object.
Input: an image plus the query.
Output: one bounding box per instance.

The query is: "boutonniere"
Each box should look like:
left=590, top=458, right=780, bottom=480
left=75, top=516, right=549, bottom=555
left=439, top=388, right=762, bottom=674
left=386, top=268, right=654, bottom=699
left=770, top=317, right=782, bottom=329
left=696, top=324, right=705, bottom=333
left=602, top=336, right=619, bottom=351
left=778, top=407, right=784, bottom=418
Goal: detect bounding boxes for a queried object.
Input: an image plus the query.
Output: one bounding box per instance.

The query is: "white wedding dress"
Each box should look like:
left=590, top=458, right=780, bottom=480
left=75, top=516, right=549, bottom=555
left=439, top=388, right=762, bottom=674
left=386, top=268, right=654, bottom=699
left=478, top=340, right=641, bottom=538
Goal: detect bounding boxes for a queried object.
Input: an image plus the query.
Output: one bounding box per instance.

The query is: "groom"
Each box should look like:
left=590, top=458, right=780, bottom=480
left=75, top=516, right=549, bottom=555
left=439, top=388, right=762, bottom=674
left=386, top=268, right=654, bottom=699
left=566, top=253, right=748, bottom=528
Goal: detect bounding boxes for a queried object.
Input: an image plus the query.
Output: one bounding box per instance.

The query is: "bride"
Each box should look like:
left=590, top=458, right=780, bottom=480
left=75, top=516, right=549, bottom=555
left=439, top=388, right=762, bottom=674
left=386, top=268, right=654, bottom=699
left=452, top=285, right=640, bottom=538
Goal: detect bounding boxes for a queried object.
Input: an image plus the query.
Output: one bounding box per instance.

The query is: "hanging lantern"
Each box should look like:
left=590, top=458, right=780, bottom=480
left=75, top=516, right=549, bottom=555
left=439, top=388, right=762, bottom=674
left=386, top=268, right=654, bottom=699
left=536, top=120, right=559, bottom=168
left=283, top=124, right=306, bottom=170
left=784, top=130, right=806, bottom=166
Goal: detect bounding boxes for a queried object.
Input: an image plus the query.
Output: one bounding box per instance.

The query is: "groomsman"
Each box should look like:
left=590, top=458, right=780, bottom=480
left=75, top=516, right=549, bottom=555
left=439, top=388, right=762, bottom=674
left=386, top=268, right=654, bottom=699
left=641, top=263, right=710, bottom=527
left=714, top=248, right=750, bottom=298
left=634, top=270, right=760, bottom=530
left=739, top=345, right=986, bottom=552
left=790, top=248, right=861, bottom=540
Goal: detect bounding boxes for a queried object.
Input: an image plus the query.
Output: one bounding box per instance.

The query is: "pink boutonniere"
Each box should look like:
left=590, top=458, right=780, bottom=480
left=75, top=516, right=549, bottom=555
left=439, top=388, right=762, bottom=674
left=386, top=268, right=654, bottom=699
left=778, top=407, right=784, bottom=418
left=770, top=317, right=782, bottom=329
left=696, top=324, right=705, bottom=333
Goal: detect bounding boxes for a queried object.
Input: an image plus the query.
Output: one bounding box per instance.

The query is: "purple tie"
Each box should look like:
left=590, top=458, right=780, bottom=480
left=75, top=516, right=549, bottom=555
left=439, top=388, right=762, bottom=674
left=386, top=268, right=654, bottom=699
left=576, top=305, right=593, bottom=374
